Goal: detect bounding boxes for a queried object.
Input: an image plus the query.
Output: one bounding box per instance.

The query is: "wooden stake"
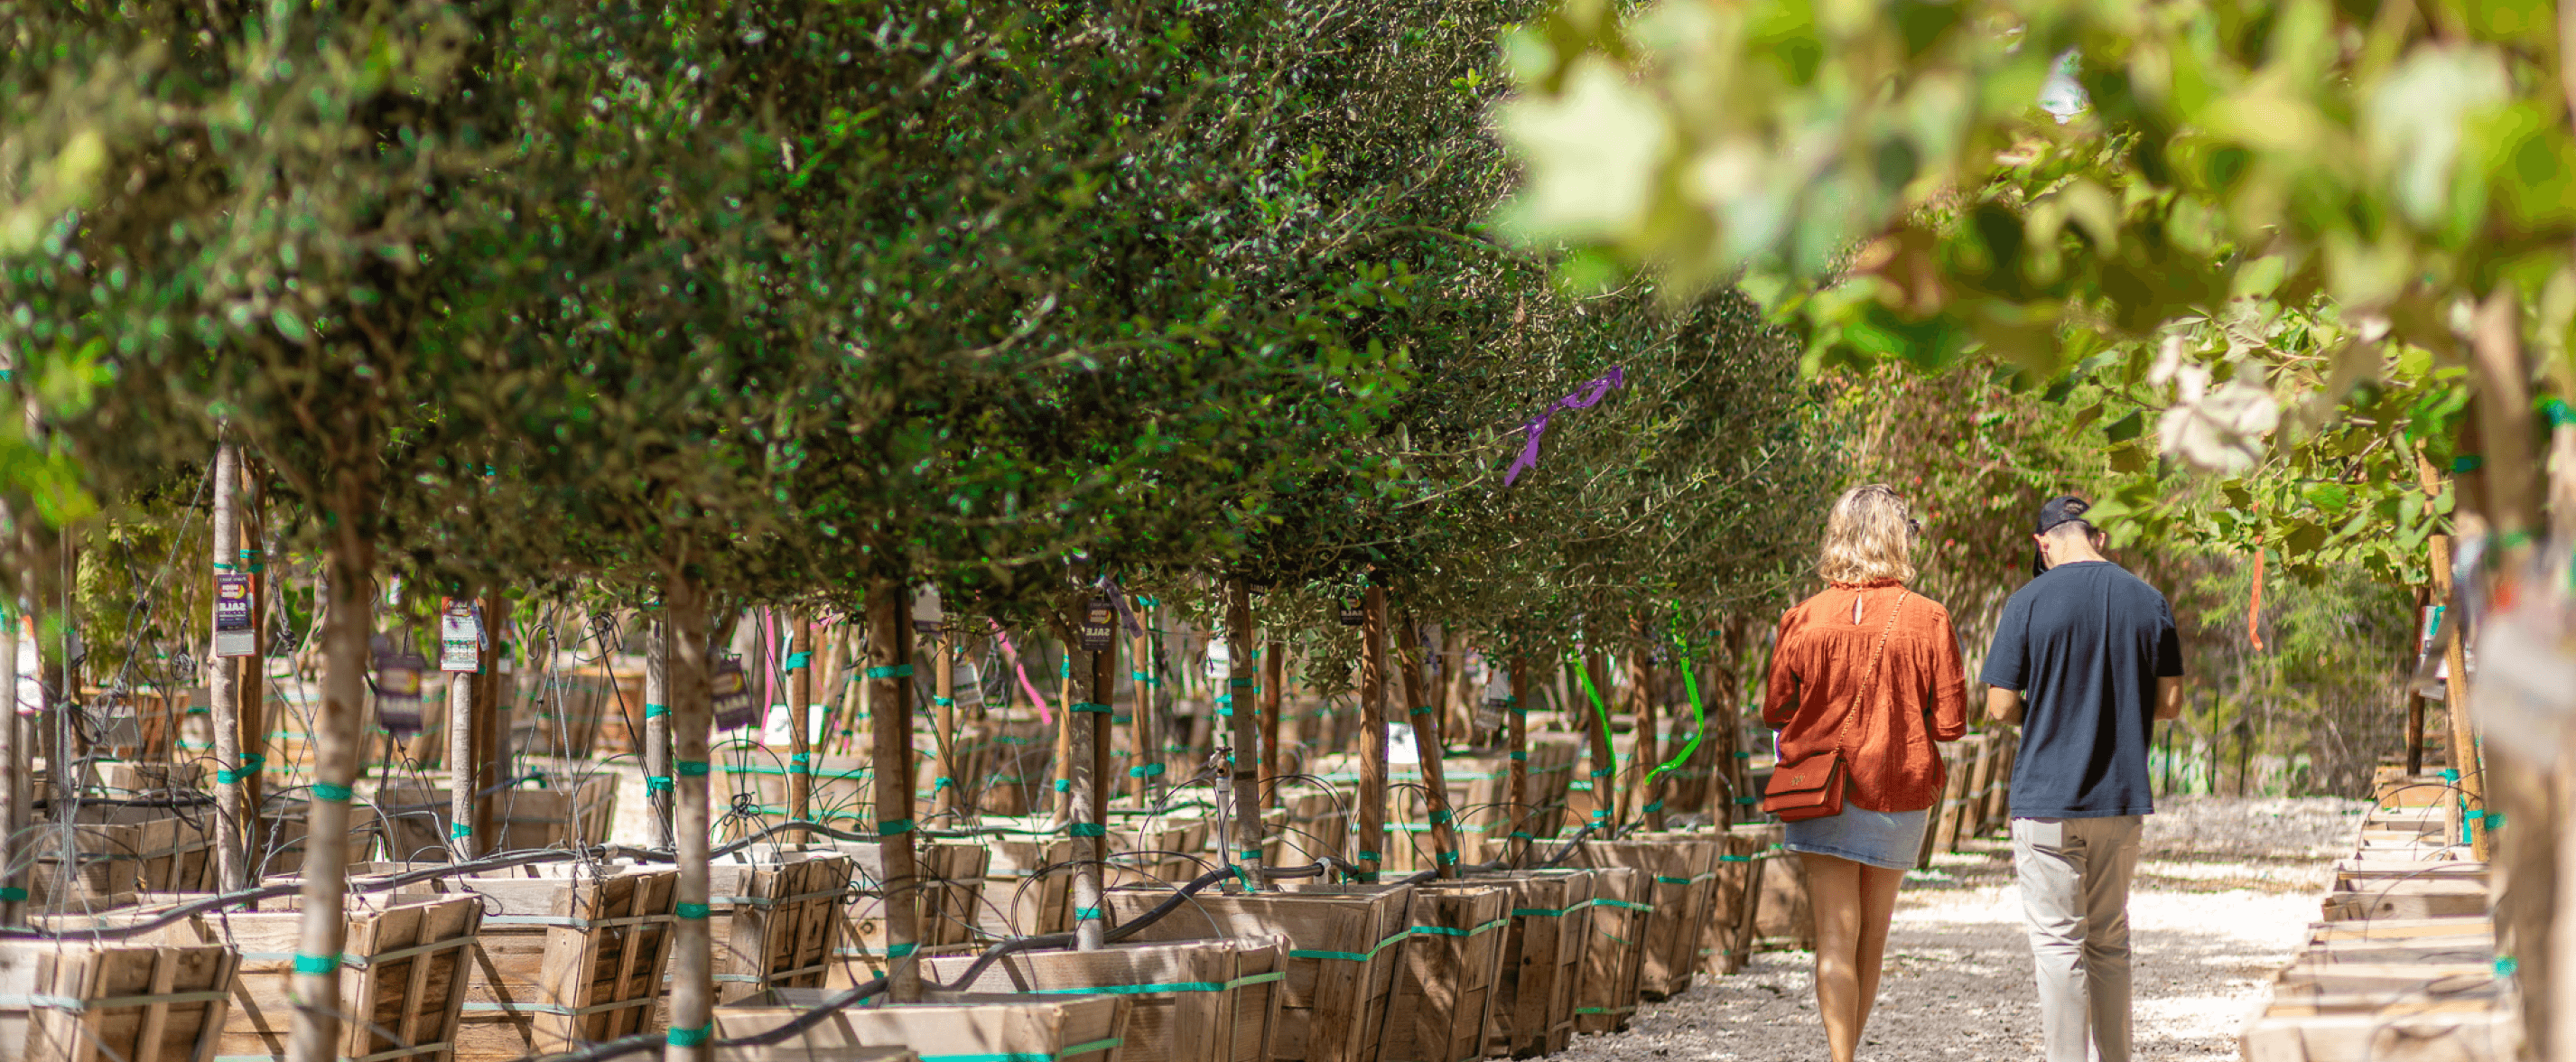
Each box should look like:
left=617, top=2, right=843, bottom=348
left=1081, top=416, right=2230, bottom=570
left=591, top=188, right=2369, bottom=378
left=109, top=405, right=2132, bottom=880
left=2405, top=586, right=2430, bottom=777
left=786, top=612, right=814, bottom=827
left=1127, top=622, right=1158, bottom=804
left=2415, top=448, right=2489, bottom=862
left=934, top=630, right=963, bottom=819
left=0, top=502, right=22, bottom=924
left=1260, top=638, right=1284, bottom=808
left=1357, top=586, right=1389, bottom=880
left=866, top=579, right=923, bottom=999
left=1507, top=654, right=1531, bottom=866
left=284, top=522, right=373, bottom=1062
left=646, top=618, right=673, bottom=849
left=1224, top=579, right=1263, bottom=884
left=472, top=589, right=505, bottom=849
left=1396, top=609, right=1460, bottom=878
left=238, top=459, right=267, bottom=834
left=1067, top=632, right=1108, bottom=950
left=209, top=442, right=247, bottom=890
left=665, top=573, right=714, bottom=1060
left=447, top=610, right=475, bottom=862
left=1089, top=634, right=1114, bottom=825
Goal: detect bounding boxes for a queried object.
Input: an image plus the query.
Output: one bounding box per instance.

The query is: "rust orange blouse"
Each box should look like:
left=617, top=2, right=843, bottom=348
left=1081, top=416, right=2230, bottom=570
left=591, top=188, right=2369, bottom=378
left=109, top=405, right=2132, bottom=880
left=1762, top=580, right=1970, bottom=813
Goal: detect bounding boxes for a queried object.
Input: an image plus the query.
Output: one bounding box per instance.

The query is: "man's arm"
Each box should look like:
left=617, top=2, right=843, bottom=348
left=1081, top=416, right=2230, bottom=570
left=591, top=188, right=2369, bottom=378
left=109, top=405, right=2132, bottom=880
left=2156, top=675, right=2183, bottom=722
left=1985, top=685, right=2023, bottom=725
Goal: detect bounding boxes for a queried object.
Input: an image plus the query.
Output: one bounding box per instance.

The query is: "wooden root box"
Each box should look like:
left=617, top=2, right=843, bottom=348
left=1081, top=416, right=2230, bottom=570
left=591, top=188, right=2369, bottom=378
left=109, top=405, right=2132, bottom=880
left=925, top=937, right=1286, bottom=1062
left=978, top=821, right=1205, bottom=938
left=28, top=804, right=220, bottom=908
left=389, top=864, right=678, bottom=1060
left=690, top=852, right=852, bottom=1005
left=375, top=775, right=618, bottom=861
left=716, top=990, right=1131, bottom=1062
left=1576, top=834, right=1720, bottom=999
left=2241, top=970, right=2519, bottom=1061
left=1696, top=830, right=1767, bottom=977
left=1103, top=883, right=1412, bottom=1062
left=1465, top=870, right=1593, bottom=1059
left=1386, top=885, right=1509, bottom=1062
left=0, top=942, right=237, bottom=1062
left=31, top=896, right=480, bottom=1062
left=833, top=841, right=991, bottom=984
left=1571, top=866, right=1645, bottom=1036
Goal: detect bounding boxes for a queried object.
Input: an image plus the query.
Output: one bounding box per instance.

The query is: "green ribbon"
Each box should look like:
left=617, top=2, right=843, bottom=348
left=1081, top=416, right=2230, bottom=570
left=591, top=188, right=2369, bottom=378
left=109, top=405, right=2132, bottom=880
left=1069, top=823, right=1106, bottom=838
left=645, top=703, right=668, bottom=718
left=785, top=651, right=813, bottom=671
left=676, top=759, right=711, bottom=777
left=449, top=823, right=472, bottom=839
left=1072, top=702, right=1113, bottom=714
left=0, top=888, right=24, bottom=901
left=1128, top=764, right=1167, bottom=778
left=879, top=819, right=916, bottom=835
left=676, top=902, right=711, bottom=919
left=312, top=782, right=353, bottom=802
left=293, top=954, right=341, bottom=975
left=645, top=776, right=674, bottom=793
left=865, top=665, right=914, bottom=679
left=666, top=1025, right=711, bottom=1048
left=933, top=695, right=956, bottom=706
left=1075, top=907, right=1104, bottom=922
left=887, top=942, right=918, bottom=958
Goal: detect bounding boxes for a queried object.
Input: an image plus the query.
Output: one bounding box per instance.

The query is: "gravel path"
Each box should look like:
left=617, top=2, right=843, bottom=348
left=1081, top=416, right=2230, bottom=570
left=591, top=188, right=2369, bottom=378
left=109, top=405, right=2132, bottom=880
left=1557, top=796, right=2367, bottom=1062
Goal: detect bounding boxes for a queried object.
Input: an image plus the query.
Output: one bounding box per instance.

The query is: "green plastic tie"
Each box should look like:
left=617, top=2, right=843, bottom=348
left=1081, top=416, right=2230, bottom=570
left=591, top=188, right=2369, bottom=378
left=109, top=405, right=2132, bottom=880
left=933, top=695, right=956, bottom=706
left=2498, top=955, right=2520, bottom=977
left=293, top=954, right=341, bottom=975
left=1069, top=823, right=1107, bottom=838
left=450, top=823, right=472, bottom=839
left=666, top=1025, right=711, bottom=1048
left=887, top=943, right=918, bottom=958
left=865, top=665, right=914, bottom=679
left=312, top=782, right=353, bottom=802
left=1510, top=751, right=1528, bottom=761
left=1357, top=850, right=1381, bottom=862
left=2454, top=454, right=2484, bottom=473
left=1128, top=764, right=1167, bottom=778
left=645, top=703, right=669, bottom=718
left=676, top=759, right=711, bottom=778
left=645, top=776, right=674, bottom=793
left=1054, top=778, right=1072, bottom=792
left=0, top=888, right=24, bottom=901
left=1409, top=705, right=1431, bottom=717
left=2549, top=399, right=2576, bottom=427
left=1073, top=702, right=1113, bottom=714
left=676, top=903, right=711, bottom=919
left=879, top=819, right=916, bottom=835
left=1428, top=809, right=1453, bottom=825
left=1075, top=907, right=1104, bottom=922
left=785, top=651, right=813, bottom=671
left=1717, top=854, right=1752, bottom=862
left=1437, top=850, right=1461, bottom=865
left=216, top=752, right=265, bottom=785
left=1230, top=677, right=1256, bottom=688
left=932, top=777, right=954, bottom=791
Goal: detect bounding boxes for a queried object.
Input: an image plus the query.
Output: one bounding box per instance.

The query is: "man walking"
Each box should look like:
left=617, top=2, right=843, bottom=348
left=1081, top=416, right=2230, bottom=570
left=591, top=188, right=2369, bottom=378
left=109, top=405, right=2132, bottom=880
left=1981, top=496, right=2183, bottom=1062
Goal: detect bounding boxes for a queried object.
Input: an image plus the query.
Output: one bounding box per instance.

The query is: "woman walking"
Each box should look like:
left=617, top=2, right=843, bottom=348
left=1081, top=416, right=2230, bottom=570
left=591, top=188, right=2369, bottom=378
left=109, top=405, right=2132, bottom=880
left=1762, top=484, right=1968, bottom=1062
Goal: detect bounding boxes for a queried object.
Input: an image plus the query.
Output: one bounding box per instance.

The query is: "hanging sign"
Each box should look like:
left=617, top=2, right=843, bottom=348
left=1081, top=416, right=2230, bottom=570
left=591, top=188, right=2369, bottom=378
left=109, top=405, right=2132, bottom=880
left=1482, top=667, right=1512, bottom=706
left=213, top=573, right=256, bottom=658
left=439, top=598, right=483, bottom=673
left=1204, top=639, right=1232, bottom=679
left=1339, top=603, right=1363, bottom=628
left=1079, top=596, right=1116, bottom=652
left=913, top=584, right=944, bottom=634
left=371, top=635, right=427, bottom=736
left=712, top=654, right=758, bottom=731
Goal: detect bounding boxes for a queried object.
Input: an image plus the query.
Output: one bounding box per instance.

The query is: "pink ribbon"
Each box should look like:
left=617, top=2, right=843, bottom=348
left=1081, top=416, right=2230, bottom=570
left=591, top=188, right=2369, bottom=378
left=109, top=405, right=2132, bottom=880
left=1503, top=366, right=1627, bottom=486
left=990, top=620, right=1054, bottom=724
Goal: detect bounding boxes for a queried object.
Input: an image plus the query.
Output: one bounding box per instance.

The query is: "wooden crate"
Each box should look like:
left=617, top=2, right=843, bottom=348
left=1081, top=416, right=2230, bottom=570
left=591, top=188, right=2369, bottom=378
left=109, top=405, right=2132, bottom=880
left=248, top=800, right=386, bottom=876
left=83, top=687, right=192, bottom=763
left=710, top=852, right=851, bottom=1001
left=925, top=938, right=1286, bottom=1062
left=28, top=805, right=218, bottom=908
left=0, top=942, right=236, bottom=1062
left=1572, top=866, right=1646, bottom=1035
left=46, top=896, right=483, bottom=1062
left=1468, top=870, right=1593, bottom=1058
left=377, top=774, right=618, bottom=859
left=1105, top=884, right=1412, bottom=1062
left=2320, top=877, right=2489, bottom=921
left=2241, top=974, right=2517, bottom=1060
left=426, top=866, right=677, bottom=1060
left=1982, top=737, right=2015, bottom=824
left=1386, top=885, right=1509, bottom=1062
left=1754, top=840, right=1814, bottom=950
left=835, top=840, right=991, bottom=958
left=90, top=760, right=206, bottom=796
left=715, top=745, right=875, bottom=837
left=1577, top=834, right=1717, bottom=999
left=715, top=991, right=1130, bottom=1062
left=1698, top=829, right=1766, bottom=976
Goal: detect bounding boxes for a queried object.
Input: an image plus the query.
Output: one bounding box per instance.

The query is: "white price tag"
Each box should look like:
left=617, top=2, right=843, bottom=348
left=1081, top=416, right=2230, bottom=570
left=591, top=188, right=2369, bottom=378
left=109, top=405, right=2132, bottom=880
left=439, top=598, right=482, bottom=673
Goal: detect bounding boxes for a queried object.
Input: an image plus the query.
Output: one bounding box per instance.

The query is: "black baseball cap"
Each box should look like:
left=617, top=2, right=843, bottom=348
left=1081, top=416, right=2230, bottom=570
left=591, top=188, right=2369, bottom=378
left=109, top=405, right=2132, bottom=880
left=2032, top=495, right=2092, bottom=575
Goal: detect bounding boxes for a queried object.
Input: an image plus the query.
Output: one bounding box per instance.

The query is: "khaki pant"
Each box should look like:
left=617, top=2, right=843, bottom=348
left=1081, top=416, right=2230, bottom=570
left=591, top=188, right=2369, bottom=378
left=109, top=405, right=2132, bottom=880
left=2011, top=815, right=2144, bottom=1062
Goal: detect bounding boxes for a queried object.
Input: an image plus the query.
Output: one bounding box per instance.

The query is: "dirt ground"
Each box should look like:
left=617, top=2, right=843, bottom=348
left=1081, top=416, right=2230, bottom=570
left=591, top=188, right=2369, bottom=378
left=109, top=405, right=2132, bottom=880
left=1557, top=796, right=2366, bottom=1062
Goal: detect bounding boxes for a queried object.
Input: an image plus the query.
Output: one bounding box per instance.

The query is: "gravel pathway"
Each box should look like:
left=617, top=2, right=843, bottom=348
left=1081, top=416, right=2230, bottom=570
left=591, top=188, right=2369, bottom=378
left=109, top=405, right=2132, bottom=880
left=1556, top=796, right=2367, bottom=1062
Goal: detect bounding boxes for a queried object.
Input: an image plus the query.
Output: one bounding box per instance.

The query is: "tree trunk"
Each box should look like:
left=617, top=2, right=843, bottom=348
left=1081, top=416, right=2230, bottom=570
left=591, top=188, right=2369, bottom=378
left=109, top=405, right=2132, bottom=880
left=237, top=460, right=268, bottom=844
left=867, top=578, right=923, bottom=999
left=1397, top=609, right=1459, bottom=878
left=447, top=620, right=475, bottom=862
left=284, top=503, right=375, bottom=1062
left=1090, top=635, right=1115, bottom=826
left=0, top=502, right=22, bottom=923
left=472, top=589, right=505, bottom=847
left=1358, top=586, right=1389, bottom=880
left=1627, top=615, right=1661, bottom=832
left=1224, top=579, right=1263, bottom=884
left=2404, top=586, right=2430, bottom=776
left=665, top=573, right=714, bottom=1060
left=1507, top=654, right=1531, bottom=866
left=787, top=612, right=814, bottom=826
left=209, top=442, right=247, bottom=890
left=1067, top=632, right=1107, bottom=950
left=646, top=618, right=672, bottom=848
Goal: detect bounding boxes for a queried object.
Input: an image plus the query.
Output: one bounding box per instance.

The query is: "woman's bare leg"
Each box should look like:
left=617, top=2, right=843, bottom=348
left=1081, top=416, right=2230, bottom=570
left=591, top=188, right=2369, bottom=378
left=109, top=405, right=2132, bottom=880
left=1855, top=862, right=1908, bottom=1030
left=1802, top=852, right=1865, bottom=1062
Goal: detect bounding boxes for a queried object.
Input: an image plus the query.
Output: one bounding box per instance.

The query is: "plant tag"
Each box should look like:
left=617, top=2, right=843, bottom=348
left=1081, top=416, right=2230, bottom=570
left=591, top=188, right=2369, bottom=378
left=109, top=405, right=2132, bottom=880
left=372, top=635, right=427, bottom=736
left=1340, top=603, right=1363, bottom=627
left=438, top=598, right=482, bottom=673
left=913, top=584, right=944, bottom=634
left=712, top=654, right=757, bottom=731
left=214, top=573, right=256, bottom=657
left=1079, top=596, right=1116, bottom=652
left=1204, top=639, right=1232, bottom=678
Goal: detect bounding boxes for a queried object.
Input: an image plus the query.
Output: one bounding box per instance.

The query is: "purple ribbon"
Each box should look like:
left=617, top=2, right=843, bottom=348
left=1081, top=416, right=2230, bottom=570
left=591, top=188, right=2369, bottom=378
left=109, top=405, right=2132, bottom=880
left=1503, top=367, right=1626, bottom=486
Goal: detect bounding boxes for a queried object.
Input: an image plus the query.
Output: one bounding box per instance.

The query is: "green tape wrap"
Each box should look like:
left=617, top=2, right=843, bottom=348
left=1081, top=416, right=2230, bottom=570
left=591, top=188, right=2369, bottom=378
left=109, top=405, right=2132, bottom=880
left=676, top=759, right=711, bottom=777
left=216, top=753, right=265, bottom=784
left=645, top=703, right=669, bottom=718
left=887, top=942, right=918, bottom=958
left=1075, top=907, right=1104, bottom=921
left=1128, top=764, right=1167, bottom=778
left=645, top=775, right=674, bottom=793
left=1229, top=677, right=1256, bottom=687
left=879, top=819, right=916, bottom=835
left=933, top=695, right=956, bottom=706
left=666, top=1025, right=711, bottom=1048
left=1069, top=823, right=1106, bottom=838
left=1357, top=850, right=1381, bottom=862
left=1072, top=702, right=1113, bottom=714
left=785, top=651, right=813, bottom=671
left=312, top=782, right=352, bottom=802
left=450, top=823, right=472, bottom=839
left=0, top=888, right=23, bottom=901
left=865, top=665, right=914, bottom=679
left=676, top=902, right=711, bottom=919
left=293, top=954, right=340, bottom=975
left=1054, top=778, right=1072, bottom=792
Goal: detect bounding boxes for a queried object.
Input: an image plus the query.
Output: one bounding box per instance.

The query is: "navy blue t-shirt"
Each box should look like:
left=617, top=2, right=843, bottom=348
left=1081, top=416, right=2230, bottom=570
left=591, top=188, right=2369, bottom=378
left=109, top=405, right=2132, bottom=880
left=1980, top=560, right=2182, bottom=818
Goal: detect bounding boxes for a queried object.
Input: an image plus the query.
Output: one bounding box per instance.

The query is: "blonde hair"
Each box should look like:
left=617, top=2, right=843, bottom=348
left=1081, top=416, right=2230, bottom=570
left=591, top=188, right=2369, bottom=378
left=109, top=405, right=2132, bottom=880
left=1817, top=484, right=1917, bottom=584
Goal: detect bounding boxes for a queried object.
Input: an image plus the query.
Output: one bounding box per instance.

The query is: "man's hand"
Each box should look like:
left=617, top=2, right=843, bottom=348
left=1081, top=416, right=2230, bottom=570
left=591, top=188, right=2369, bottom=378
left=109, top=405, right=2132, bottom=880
left=1985, top=685, right=2023, bottom=725
left=2156, top=675, right=2183, bottom=722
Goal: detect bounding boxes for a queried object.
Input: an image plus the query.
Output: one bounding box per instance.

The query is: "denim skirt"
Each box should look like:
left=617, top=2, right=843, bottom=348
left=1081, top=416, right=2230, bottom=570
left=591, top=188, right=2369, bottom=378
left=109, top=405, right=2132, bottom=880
left=1782, top=805, right=1931, bottom=870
